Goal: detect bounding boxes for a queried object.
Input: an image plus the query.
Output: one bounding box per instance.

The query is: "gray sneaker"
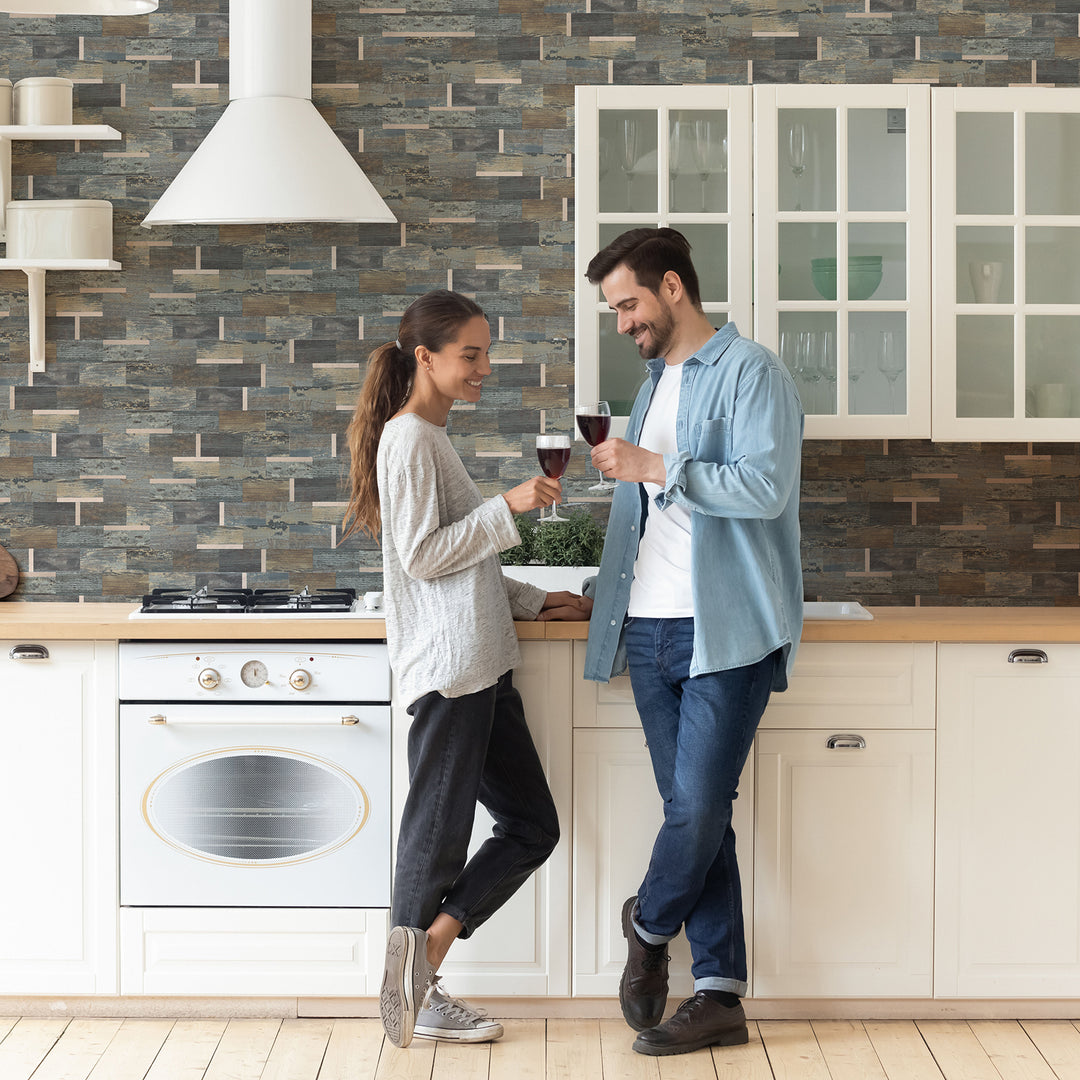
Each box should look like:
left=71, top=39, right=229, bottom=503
left=413, top=977, right=505, bottom=1043
left=380, top=926, right=435, bottom=1048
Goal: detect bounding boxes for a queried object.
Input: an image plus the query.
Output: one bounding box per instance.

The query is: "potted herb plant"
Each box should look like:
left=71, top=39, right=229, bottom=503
left=499, top=508, right=605, bottom=594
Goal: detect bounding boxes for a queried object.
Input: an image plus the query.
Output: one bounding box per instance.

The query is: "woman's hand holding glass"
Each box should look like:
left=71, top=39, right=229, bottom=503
left=503, top=474, right=562, bottom=517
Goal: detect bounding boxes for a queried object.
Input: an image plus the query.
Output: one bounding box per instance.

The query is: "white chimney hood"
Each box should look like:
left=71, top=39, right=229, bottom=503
left=141, top=0, right=395, bottom=227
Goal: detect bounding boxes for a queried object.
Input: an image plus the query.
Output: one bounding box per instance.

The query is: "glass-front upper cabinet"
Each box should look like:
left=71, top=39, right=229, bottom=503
left=933, top=88, right=1080, bottom=439
left=575, top=86, right=753, bottom=437
left=754, top=85, right=931, bottom=439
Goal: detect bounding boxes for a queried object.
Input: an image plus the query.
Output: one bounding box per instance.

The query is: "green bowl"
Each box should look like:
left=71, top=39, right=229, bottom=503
left=810, top=257, right=883, bottom=301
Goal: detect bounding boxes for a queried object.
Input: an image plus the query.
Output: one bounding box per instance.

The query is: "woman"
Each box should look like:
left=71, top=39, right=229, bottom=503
left=343, top=290, right=587, bottom=1048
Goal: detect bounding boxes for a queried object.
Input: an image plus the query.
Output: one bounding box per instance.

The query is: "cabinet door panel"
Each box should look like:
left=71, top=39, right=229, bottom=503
left=573, top=727, right=753, bottom=998
left=0, top=641, right=117, bottom=994
left=937, top=643, right=1080, bottom=995
left=755, top=729, right=935, bottom=997
left=392, top=642, right=572, bottom=997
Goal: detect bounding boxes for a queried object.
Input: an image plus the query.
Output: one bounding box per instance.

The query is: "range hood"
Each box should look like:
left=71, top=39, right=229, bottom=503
left=141, top=0, right=395, bottom=227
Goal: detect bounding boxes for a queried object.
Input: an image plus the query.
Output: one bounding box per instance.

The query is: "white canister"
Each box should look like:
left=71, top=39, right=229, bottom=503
left=13, top=77, right=74, bottom=126
left=0, top=79, right=12, bottom=126
left=5, top=200, right=113, bottom=261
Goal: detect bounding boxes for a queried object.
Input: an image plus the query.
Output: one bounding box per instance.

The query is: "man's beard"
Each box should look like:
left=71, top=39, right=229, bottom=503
left=632, top=306, right=676, bottom=360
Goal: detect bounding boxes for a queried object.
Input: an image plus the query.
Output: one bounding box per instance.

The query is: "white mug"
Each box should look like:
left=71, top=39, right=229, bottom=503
left=1033, top=383, right=1070, bottom=418
left=969, top=260, right=1003, bottom=304
left=363, top=591, right=384, bottom=611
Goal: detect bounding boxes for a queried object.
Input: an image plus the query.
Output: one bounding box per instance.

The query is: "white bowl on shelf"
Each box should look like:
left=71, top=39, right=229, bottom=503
left=5, top=199, right=113, bottom=261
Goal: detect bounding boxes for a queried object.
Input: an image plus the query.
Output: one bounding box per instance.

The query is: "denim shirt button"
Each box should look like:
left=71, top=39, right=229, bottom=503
left=630, top=524, right=636, bottom=532
left=610, top=620, right=617, bottom=626
left=620, top=573, right=627, bottom=579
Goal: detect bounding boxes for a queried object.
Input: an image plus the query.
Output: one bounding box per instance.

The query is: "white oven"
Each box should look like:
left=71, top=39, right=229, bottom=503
left=119, top=641, right=391, bottom=908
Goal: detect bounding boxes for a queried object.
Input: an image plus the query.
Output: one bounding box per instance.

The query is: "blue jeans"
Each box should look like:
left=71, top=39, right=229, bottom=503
left=625, top=617, right=778, bottom=995
left=392, top=670, right=560, bottom=939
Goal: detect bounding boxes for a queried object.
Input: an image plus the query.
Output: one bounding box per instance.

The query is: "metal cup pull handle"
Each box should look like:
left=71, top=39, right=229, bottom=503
left=826, top=733, right=867, bottom=750
left=9, top=643, right=49, bottom=661
left=1007, top=649, right=1048, bottom=664
left=342, top=715, right=360, bottom=725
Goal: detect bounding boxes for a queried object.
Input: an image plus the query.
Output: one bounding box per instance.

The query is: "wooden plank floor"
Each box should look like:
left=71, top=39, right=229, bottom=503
left=2, top=1016, right=1080, bottom=1079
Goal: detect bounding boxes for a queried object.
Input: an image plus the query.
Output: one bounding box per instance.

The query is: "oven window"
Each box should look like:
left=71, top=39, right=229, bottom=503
left=144, top=749, right=369, bottom=866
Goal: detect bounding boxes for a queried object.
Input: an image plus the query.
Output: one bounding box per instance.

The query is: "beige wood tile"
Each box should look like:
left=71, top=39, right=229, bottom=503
left=203, top=1019, right=282, bottom=1080
left=916, top=1020, right=999, bottom=1080
left=0, top=1018, right=70, bottom=1080
left=546, top=1018, right=602, bottom=1080
left=316, top=1018, right=385, bottom=1080
left=489, top=1018, right=545, bottom=1080
left=757, top=1020, right=831, bottom=1080
left=86, top=1019, right=174, bottom=1080
left=1022, top=1021, right=1080, bottom=1080
left=864, top=1020, right=946, bottom=1080
left=812, top=1020, right=889, bottom=1080
left=711, top=1020, right=774, bottom=1079
left=26, top=1018, right=123, bottom=1080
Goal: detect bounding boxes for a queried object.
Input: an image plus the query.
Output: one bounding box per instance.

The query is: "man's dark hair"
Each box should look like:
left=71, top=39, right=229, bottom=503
left=584, top=227, right=702, bottom=309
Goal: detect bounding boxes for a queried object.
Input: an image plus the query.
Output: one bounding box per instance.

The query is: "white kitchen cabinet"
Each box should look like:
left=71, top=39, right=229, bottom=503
left=573, top=84, right=930, bottom=440
left=393, top=641, right=573, bottom=997
left=754, top=728, right=935, bottom=997
left=754, top=642, right=936, bottom=997
left=932, top=89, right=1080, bottom=439
left=0, top=640, right=117, bottom=994
left=570, top=643, right=753, bottom=998
left=574, top=85, right=753, bottom=437
left=936, top=642, right=1080, bottom=997
left=755, top=84, right=931, bottom=438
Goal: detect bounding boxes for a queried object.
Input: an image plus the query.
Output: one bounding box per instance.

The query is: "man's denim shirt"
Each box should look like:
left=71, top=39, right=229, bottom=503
left=583, top=322, right=804, bottom=692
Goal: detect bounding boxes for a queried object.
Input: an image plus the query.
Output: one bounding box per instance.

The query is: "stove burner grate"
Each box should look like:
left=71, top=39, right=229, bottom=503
left=138, top=586, right=358, bottom=615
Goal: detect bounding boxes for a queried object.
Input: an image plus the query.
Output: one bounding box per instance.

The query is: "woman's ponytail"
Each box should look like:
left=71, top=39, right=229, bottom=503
left=342, top=340, right=414, bottom=541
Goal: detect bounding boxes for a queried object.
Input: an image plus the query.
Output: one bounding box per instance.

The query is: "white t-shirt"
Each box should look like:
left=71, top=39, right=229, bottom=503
left=627, top=362, right=694, bottom=617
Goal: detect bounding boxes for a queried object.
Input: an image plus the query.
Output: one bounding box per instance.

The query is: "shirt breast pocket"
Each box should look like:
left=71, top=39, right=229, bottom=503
left=692, top=417, right=731, bottom=465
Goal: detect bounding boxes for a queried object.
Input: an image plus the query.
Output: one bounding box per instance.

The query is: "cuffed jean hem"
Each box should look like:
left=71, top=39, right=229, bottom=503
left=695, top=977, right=748, bottom=996
left=632, top=913, right=674, bottom=948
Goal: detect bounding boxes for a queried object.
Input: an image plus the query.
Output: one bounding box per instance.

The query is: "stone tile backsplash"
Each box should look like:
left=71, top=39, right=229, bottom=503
left=2, top=0, right=1079, bottom=606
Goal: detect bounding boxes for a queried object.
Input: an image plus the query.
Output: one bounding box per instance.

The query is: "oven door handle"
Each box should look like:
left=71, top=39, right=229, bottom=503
left=146, top=714, right=363, bottom=726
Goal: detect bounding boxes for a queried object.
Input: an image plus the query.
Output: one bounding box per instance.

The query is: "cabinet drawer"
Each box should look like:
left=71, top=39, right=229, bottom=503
left=760, top=642, right=936, bottom=729
left=572, top=641, right=638, bottom=727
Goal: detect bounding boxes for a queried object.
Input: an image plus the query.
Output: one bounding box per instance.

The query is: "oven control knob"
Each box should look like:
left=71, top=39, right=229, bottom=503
left=289, top=668, right=312, bottom=691
left=198, top=667, right=221, bottom=690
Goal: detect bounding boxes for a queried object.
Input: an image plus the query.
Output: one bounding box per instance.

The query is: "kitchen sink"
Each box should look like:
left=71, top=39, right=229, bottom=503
left=803, top=601, right=873, bottom=620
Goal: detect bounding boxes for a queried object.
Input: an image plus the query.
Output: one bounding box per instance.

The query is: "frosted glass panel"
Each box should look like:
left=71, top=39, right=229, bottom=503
left=956, top=315, right=1013, bottom=418
left=669, top=110, right=728, bottom=214
left=849, top=222, right=904, bottom=301
left=778, top=108, right=836, bottom=212
left=1027, top=227, right=1080, bottom=304
left=679, top=222, right=728, bottom=303
left=848, top=312, right=906, bottom=415
left=599, top=110, right=658, bottom=214
left=780, top=222, right=836, bottom=301
left=1026, top=114, right=1080, bottom=216
left=599, top=311, right=649, bottom=416
left=957, top=226, right=1013, bottom=304
left=1026, top=316, right=1080, bottom=417
left=848, top=109, right=907, bottom=212
left=956, top=113, right=1013, bottom=215
left=778, top=313, right=837, bottom=415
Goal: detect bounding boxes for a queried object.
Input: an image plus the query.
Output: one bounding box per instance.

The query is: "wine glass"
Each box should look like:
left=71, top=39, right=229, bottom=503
left=787, top=121, right=808, bottom=211
left=820, top=330, right=837, bottom=415
left=878, top=330, right=904, bottom=414
left=535, top=434, right=571, bottom=523
left=576, top=401, right=614, bottom=492
left=620, top=117, right=639, bottom=208
left=848, top=329, right=866, bottom=414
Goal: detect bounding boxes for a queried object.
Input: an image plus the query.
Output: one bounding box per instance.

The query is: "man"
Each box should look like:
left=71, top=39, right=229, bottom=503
left=582, top=228, right=804, bottom=1056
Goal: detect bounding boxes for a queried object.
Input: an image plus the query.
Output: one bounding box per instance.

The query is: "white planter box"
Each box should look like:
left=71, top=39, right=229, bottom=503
left=501, top=565, right=598, bottom=594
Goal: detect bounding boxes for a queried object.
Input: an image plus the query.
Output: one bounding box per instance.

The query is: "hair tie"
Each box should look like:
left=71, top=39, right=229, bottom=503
left=394, top=339, right=402, bottom=351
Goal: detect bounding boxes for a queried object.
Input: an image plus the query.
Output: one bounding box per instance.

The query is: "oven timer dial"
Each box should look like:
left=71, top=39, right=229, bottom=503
left=198, top=667, right=221, bottom=690
left=289, top=668, right=312, bottom=691
left=240, top=660, right=269, bottom=688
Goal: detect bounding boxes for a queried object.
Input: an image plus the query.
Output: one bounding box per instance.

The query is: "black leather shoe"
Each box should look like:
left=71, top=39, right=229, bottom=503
left=633, top=992, right=748, bottom=1056
left=619, top=896, right=669, bottom=1031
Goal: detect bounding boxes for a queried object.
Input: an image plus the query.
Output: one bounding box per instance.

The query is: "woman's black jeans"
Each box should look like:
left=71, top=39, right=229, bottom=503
left=391, top=669, right=560, bottom=938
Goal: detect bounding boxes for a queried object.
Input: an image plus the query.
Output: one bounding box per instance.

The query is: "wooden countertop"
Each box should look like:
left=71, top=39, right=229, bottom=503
left=2, top=602, right=1080, bottom=642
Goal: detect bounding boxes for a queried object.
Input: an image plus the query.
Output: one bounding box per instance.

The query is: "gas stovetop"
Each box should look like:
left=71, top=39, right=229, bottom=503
left=128, top=586, right=381, bottom=619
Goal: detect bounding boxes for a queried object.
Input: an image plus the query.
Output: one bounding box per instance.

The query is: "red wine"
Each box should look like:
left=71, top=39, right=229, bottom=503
left=537, top=446, right=571, bottom=479
left=576, top=413, right=611, bottom=446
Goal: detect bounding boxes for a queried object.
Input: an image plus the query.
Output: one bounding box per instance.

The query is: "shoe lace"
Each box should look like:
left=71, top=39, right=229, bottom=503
left=676, top=993, right=709, bottom=1018
left=641, top=948, right=670, bottom=973
left=425, top=977, right=490, bottom=1024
